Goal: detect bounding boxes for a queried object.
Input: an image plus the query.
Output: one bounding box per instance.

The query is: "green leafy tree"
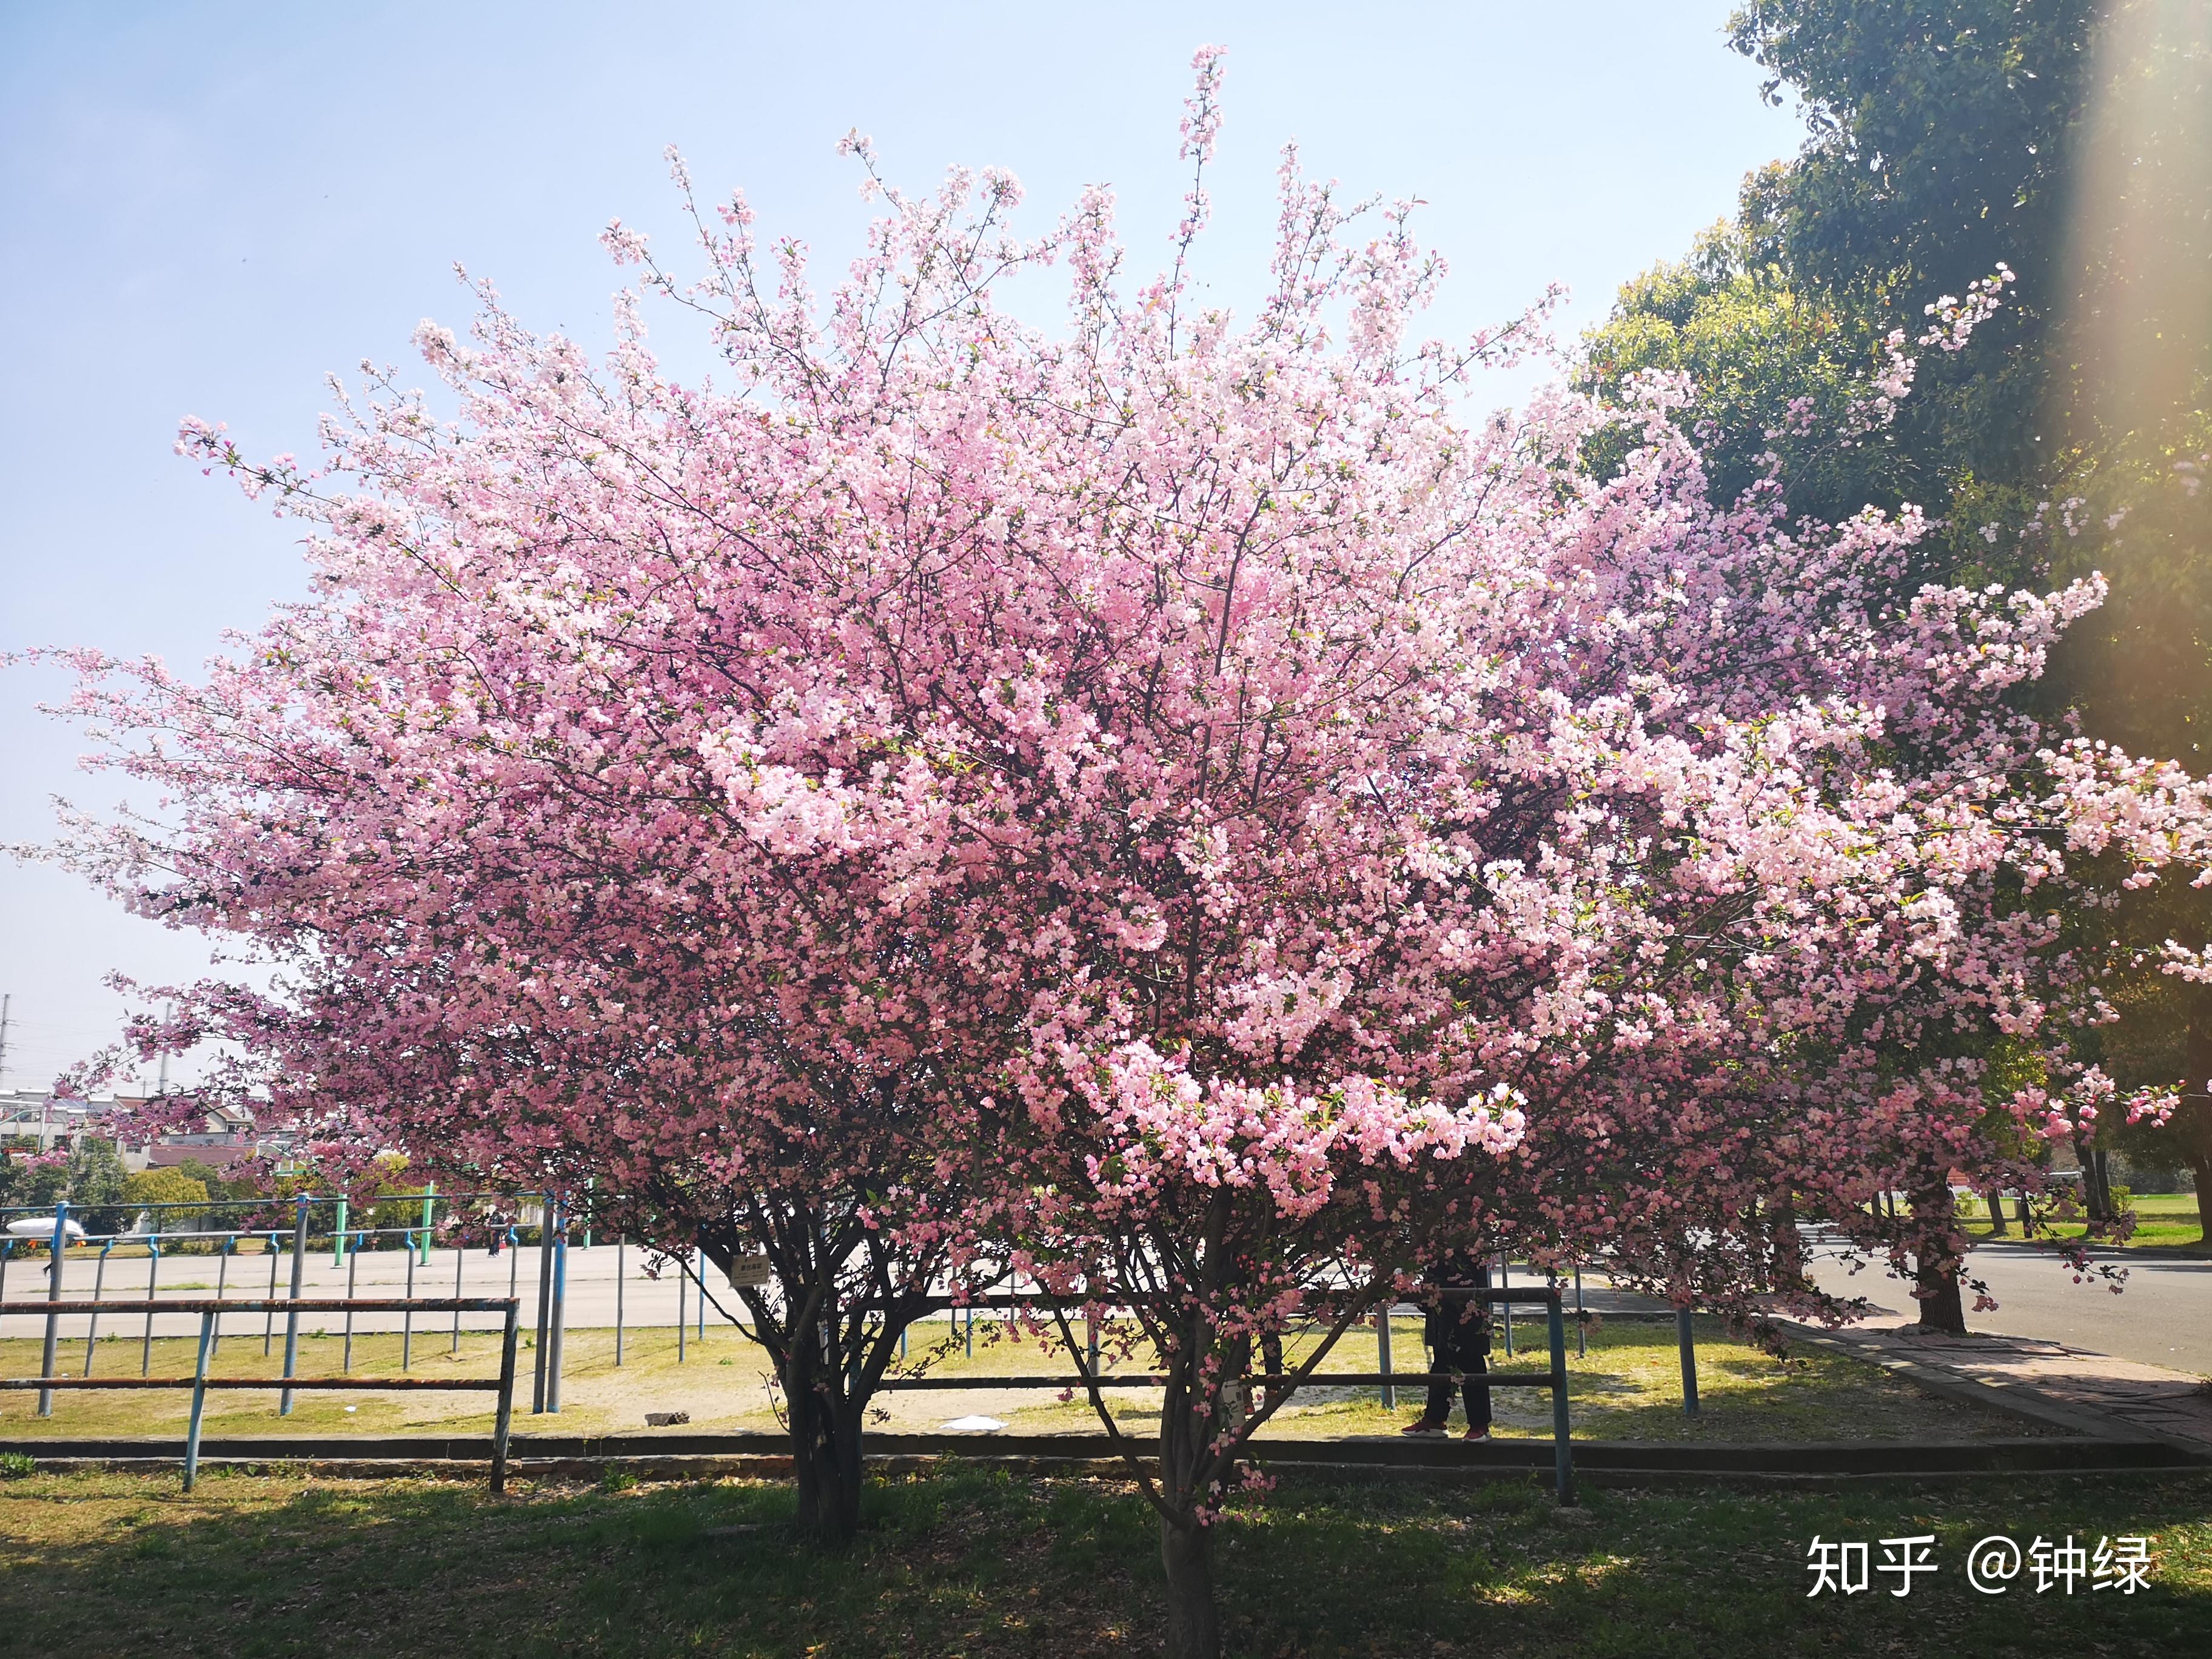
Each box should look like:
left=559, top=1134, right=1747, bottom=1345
left=1586, top=0, right=2212, bottom=1236
left=123, top=1167, right=210, bottom=1220
left=63, top=1138, right=132, bottom=1235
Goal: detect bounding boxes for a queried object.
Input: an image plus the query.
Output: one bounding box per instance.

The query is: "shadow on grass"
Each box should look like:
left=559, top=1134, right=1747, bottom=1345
left=2, top=1465, right=2208, bottom=1657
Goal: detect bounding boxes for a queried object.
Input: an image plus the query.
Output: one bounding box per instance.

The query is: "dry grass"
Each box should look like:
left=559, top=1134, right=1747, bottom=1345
left=1, top=1315, right=2048, bottom=1446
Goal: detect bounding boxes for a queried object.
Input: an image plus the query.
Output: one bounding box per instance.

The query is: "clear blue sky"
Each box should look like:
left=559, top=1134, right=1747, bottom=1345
left=0, top=1, right=1803, bottom=1090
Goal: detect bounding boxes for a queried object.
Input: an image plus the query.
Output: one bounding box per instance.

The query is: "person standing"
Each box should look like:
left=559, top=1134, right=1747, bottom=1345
left=1401, top=1252, right=1492, bottom=1439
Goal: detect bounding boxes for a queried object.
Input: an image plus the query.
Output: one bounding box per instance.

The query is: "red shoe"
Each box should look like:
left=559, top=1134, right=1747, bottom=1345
left=1399, top=1418, right=1449, bottom=1436
left=1462, top=1427, right=1490, bottom=1441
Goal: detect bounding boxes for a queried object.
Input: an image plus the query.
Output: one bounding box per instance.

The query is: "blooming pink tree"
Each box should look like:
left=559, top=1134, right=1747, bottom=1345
left=36, top=47, right=2212, bottom=1658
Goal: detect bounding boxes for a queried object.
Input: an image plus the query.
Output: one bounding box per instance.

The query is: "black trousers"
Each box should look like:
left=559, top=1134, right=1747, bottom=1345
left=1423, top=1304, right=1492, bottom=1428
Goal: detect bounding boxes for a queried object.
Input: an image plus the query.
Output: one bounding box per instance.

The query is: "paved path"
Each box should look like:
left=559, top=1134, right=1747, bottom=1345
left=1790, top=1234, right=2212, bottom=1459
left=1805, top=1235, right=2212, bottom=1375
left=0, top=1241, right=697, bottom=1344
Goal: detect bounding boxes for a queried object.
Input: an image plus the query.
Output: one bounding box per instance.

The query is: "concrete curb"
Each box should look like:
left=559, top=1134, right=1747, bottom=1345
left=1781, top=1321, right=2212, bottom=1461
left=5, top=1430, right=2204, bottom=1489
left=1778, top=1324, right=2135, bottom=1442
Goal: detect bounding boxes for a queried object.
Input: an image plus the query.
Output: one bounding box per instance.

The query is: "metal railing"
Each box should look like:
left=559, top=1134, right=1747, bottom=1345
left=0, top=1296, right=521, bottom=1492
left=873, top=1285, right=1580, bottom=1504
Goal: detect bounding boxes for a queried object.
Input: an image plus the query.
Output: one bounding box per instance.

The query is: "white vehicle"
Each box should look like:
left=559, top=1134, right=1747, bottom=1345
left=5, top=1215, right=89, bottom=1246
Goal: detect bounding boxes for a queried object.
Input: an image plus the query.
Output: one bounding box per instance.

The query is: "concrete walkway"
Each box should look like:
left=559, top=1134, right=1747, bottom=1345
left=1783, top=1319, right=2212, bottom=1462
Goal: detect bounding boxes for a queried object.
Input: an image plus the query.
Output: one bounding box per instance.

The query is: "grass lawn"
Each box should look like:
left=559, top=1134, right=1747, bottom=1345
left=0, top=1316, right=2051, bottom=1446
left=1962, top=1192, right=2205, bottom=1251
left=0, top=1463, right=2204, bottom=1657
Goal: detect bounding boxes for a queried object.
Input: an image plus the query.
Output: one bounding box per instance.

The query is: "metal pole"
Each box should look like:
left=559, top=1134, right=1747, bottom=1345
left=211, top=1238, right=230, bottom=1358
left=403, top=1232, right=417, bottom=1370
left=531, top=1197, right=553, bottom=1412
left=547, top=1207, right=567, bottom=1414
left=1547, top=1293, right=1576, bottom=1507
left=695, top=1241, right=705, bottom=1341
left=183, top=1310, right=215, bottom=1493
left=263, top=1236, right=280, bottom=1354
left=279, top=1193, right=309, bottom=1415
left=1677, top=1307, right=1700, bottom=1416
left=614, top=1239, right=625, bottom=1367
left=141, top=1233, right=163, bottom=1378
left=677, top=1245, right=688, bottom=1364
left=331, top=1196, right=348, bottom=1267
left=1574, top=1265, right=1586, bottom=1359
left=491, top=1301, right=518, bottom=1496
left=452, top=1235, right=465, bottom=1355
left=1501, top=1258, right=1513, bottom=1357
left=82, top=1238, right=115, bottom=1375
left=36, top=1201, right=67, bottom=1416
left=1376, top=1299, right=1395, bottom=1410
left=418, top=1182, right=434, bottom=1265
left=343, top=1232, right=360, bottom=1371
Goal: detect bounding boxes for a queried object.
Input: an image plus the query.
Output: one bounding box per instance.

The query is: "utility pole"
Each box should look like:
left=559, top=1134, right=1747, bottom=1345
left=0, top=992, right=12, bottom=1088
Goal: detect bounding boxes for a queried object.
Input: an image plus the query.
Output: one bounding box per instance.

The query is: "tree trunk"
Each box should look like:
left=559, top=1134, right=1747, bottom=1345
left=1161, top=1514, right=1220, bottom=1659
left=2188, top=1155, right=2212, bottom=1245
left=2081, top=1141, right=2114, bottom=1227
left=1982, top=1188, right=2008, bottom=1238
left=791, top=1378, right=863, bottom=1546
left=1912, top=1185, right=1967, bottom=1335
left=1914, top=1256, right=1966, bottom=1333
left=1156, top=1345, right=1227, bottom=1659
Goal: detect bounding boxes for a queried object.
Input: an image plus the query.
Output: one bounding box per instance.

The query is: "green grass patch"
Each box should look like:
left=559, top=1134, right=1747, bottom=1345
left=1963, top=1192, right=2205, bottom=1251
left=0, top=1464, right=2204, bottom=1655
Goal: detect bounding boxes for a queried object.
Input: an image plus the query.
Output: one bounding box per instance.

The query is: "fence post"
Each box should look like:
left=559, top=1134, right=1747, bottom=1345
left=83, top=1236, right=116, bottom=1375
left=211, top=1237, right=230, bottom=1358
left=403, top=1231, right=418, bottom=1370
left=141, top=1230, right=164, bottom=1377
left=183, top=1309, right=216, bottom=1493
left=547, top=1205, right=567, bottom=1414
left=330, top=1196, right=348, bottom=1267
left=1376, top=1299, right=1395, bottom=1410
left=1546, top=1292, right=1576, bottom=1507
left=531, top=1195, right=553, bottom=1412
left=492, top=1299, right=520, bottom=1495
left=263, top=1234, right=280, bottom=1355
left=36, top=1201, right=68, bottom=1416
left=342, top=1231, right=360, bottom=1371
left=279, top=1193, right=309, bottom=1415
left=1677, top=1307, right=1700, bottom=1416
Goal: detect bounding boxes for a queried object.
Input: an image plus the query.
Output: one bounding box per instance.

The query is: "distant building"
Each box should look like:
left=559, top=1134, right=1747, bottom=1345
left=1, top=1090, right=264, bottom=1170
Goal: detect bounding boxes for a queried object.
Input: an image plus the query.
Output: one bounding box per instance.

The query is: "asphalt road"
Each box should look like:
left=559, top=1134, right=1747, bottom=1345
left=0, top=1241, right=699, bottom=1344
left=8, top=1232, right=2207, bottom=1381
left=1807, top=1238, right=2212, bottom=1376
